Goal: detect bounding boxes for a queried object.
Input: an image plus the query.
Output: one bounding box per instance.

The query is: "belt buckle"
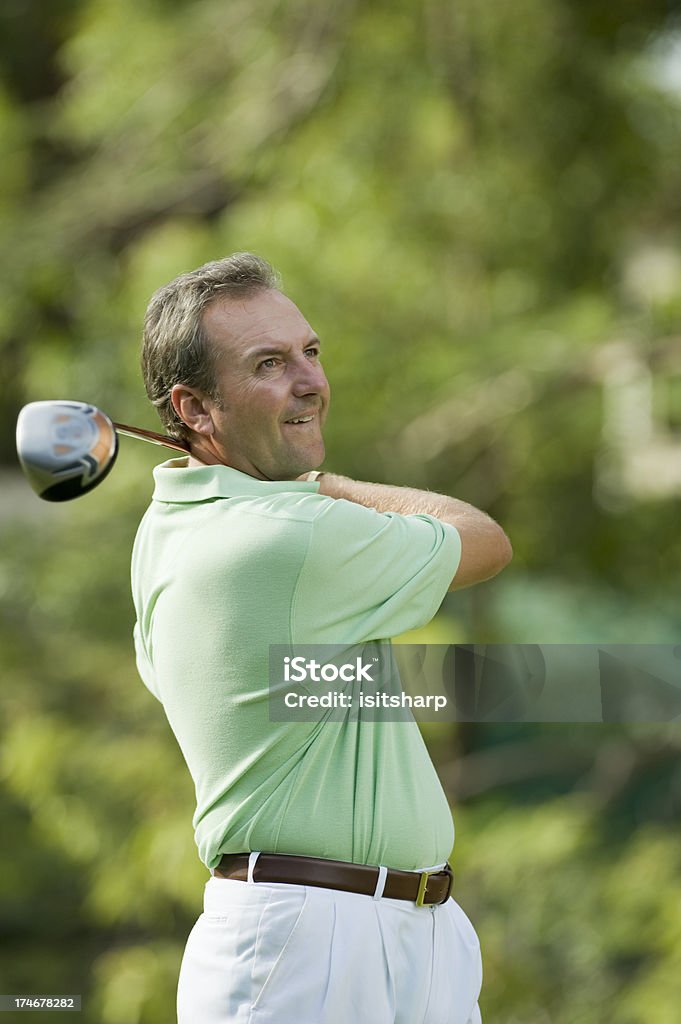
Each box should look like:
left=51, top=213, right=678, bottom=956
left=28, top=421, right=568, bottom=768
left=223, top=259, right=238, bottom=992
left=415, top=863, right=453, bottom=907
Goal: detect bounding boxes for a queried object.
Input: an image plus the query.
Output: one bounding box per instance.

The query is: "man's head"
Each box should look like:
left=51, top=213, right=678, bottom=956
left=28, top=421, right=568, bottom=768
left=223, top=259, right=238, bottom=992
left=141, top=253, right=330, bottom=479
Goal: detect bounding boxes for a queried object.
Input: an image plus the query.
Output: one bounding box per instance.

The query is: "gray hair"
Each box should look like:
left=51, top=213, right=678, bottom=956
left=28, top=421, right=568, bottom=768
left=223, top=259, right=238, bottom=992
left=141, top=252, right=280, bottom=440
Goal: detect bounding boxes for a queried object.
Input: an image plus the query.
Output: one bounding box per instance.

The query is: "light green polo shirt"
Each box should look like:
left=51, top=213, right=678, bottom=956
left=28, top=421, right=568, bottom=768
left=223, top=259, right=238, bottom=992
left=131, top=460, right=462, bottom=871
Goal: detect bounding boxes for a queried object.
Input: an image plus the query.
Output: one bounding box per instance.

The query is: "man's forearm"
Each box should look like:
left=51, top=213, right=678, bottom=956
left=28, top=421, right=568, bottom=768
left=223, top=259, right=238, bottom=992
left=316, top=473, right=491, bottom=532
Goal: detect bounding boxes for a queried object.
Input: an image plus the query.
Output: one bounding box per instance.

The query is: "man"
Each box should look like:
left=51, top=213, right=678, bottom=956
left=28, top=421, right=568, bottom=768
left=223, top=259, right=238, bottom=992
left=132, top=253, right=512, bottom=1024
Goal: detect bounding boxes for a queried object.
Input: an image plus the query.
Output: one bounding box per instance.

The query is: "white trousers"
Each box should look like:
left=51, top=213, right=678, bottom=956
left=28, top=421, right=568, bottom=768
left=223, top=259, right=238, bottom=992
left=177, top=875, right=483, bottom=1024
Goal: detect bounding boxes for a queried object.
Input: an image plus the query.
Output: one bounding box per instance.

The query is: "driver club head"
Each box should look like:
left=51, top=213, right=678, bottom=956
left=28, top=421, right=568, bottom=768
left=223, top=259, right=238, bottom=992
left=16, top=400, right=119, bottom=501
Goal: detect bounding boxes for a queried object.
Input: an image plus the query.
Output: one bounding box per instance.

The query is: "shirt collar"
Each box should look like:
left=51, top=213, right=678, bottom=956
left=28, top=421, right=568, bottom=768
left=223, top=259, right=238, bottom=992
left=151, top=458, right=320, bottom=503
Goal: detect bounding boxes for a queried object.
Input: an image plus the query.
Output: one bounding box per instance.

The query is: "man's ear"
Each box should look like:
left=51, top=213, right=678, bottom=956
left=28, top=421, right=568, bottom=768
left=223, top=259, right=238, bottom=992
left=170, top=384, right=215, bottom=437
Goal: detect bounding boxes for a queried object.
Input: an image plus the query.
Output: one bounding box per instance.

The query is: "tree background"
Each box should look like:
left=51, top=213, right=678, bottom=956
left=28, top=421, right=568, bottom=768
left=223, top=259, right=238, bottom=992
left=2, top=1, right=681, bottom=1021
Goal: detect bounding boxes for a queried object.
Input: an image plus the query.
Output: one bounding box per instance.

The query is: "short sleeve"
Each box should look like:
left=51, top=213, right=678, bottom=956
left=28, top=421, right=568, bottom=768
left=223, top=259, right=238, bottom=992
left=292, top=497, right=461, bottom=642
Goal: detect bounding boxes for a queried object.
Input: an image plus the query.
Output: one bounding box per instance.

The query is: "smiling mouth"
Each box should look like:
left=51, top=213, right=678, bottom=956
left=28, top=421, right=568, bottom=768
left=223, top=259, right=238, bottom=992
left=284, top=414, right=316, bottom=425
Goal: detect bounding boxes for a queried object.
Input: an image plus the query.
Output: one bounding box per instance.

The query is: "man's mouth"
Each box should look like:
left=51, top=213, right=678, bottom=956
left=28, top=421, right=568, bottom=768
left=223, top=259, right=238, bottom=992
left=284, top=414, right=316, bottom=425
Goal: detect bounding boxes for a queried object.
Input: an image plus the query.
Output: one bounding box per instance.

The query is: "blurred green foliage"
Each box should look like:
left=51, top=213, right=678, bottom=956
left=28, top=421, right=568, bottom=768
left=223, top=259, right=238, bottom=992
left=2, top=0, right=681, bottom=1020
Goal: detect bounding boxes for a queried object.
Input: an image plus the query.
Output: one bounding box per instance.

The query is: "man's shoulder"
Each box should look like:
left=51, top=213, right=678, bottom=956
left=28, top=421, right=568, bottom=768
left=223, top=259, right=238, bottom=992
left=133, top=490, right=408, bottom=571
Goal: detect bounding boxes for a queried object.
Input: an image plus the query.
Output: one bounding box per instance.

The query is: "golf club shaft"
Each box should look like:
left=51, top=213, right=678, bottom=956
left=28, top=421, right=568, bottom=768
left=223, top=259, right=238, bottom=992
left=113, top=421, right=190, bottom=453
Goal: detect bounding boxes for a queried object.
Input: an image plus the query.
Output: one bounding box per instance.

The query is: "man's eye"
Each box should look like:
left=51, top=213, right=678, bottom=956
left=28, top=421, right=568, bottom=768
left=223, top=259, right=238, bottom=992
left=305, top=348, right=319, bottom=358
left=259, top=358, right=277, bottom=369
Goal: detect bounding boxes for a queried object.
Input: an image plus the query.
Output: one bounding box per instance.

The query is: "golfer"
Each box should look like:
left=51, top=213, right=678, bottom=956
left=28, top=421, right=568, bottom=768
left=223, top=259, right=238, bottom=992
left=132, top=253, right=512, bottom=1023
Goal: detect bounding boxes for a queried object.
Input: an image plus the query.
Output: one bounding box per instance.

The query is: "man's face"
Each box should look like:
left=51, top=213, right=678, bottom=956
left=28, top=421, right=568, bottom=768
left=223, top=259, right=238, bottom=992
left=200, top=289, right=330, bottom=480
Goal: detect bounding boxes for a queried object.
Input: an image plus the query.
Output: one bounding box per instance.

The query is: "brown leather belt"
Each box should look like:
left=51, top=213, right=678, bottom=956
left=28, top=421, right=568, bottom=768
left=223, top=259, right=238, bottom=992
left=214, top=853, right=454, bottom=907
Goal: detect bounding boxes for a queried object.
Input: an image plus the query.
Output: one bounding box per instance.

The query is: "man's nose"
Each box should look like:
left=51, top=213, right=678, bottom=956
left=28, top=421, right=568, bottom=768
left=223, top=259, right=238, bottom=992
left=291, top=359, right=328, bottom=396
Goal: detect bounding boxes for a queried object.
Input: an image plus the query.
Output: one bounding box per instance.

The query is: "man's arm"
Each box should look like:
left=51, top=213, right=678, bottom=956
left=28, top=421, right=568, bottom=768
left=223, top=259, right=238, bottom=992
left=312, top=473, right=512, bottom=591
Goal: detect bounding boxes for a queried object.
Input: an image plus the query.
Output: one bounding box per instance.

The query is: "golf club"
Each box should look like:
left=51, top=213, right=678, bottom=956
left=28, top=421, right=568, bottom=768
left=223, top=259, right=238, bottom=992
left=16, top=400, right=189, bottom=502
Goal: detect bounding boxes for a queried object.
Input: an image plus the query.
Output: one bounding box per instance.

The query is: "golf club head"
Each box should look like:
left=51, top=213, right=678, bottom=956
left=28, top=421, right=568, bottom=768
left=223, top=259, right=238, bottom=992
left=16, top=400, right=119, bottom=501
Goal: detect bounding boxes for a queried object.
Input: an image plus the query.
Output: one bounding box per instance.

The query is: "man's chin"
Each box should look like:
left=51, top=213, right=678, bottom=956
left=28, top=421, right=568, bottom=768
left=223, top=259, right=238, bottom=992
left=257, top=438, right=325, bottom=481
left=289, top=443, right=325, bottom=478
left=277, top=456, right=325, bottom=481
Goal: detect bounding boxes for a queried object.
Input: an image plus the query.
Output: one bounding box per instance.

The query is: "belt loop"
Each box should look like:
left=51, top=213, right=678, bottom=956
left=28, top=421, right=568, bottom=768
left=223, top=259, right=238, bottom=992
left=247, top=851, right=261, bottom=884
left=372, top=865, right=388, bottom=900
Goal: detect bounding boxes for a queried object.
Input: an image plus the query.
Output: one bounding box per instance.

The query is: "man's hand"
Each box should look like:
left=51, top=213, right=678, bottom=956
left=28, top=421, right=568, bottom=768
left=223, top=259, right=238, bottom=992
left=301, top=472, right=512, bottom=591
